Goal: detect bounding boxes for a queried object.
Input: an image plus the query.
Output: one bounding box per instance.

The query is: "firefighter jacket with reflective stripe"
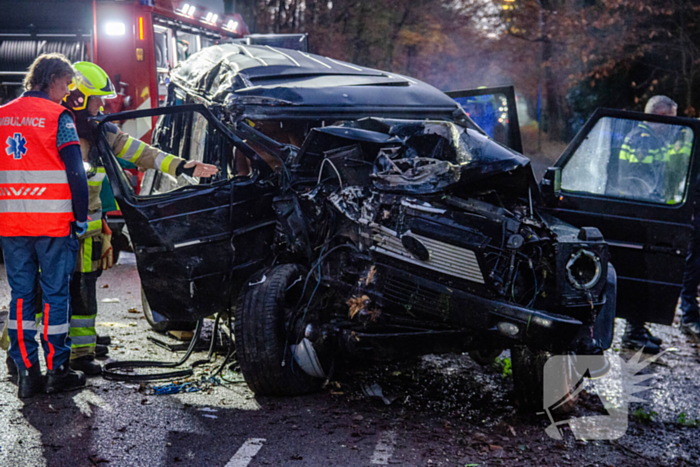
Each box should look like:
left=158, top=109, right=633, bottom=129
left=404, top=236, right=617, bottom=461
left=0, top=97, right=75, bottom=236
left=74, top=126, right=185, bottom=272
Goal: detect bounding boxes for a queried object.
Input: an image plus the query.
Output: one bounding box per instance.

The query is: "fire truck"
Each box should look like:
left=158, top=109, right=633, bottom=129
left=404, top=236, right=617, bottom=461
left=0, top=0, right=249, bottom=137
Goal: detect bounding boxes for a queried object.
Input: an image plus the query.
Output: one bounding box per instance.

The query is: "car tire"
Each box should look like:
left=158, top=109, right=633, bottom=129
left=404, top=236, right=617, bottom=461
left=234, top=264, right=324, bottom=396
left=141, top=287, right=196, bottom=333
left=511, top=346, right=579, bottom=413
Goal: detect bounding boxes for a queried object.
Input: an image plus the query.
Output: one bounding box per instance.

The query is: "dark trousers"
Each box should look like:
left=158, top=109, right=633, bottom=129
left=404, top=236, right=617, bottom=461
left=680, top=227, right=700, bottom=325
left=1, top=235, right=78, bottom=371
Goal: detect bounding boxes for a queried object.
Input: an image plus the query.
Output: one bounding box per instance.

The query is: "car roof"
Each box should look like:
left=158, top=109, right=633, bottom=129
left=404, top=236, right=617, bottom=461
left=170, top=44, right=461, bottom=120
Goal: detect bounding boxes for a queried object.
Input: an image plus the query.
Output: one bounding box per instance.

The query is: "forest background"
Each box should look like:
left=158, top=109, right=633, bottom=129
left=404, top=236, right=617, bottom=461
left=222, top=0, right=700, bottom=168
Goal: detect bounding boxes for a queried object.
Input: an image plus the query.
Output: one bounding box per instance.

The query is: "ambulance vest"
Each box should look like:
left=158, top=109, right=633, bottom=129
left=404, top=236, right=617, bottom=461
left=0, top=97, right=74, bottom=236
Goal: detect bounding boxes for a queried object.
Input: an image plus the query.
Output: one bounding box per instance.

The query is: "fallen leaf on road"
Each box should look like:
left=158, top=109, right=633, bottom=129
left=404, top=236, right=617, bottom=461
left=127, top=308, right=139, bottom=314
left=101, top=285, right=109, bottom=288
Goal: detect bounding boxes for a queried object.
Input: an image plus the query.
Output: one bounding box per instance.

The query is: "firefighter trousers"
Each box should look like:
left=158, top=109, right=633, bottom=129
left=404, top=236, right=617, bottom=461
left=69, top=269, right=101, bottom=359
left=70, top=234, right=103, bottom=359
left=0, top=235, right=78, bottom=371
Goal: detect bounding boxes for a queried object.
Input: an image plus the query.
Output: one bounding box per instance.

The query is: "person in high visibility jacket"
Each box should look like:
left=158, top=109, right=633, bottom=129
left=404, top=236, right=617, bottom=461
left=61, top=62, right=218, bottom=375
left=619, top=95, right=684, bottom=354
left=0, top=53, right=90, bottom=398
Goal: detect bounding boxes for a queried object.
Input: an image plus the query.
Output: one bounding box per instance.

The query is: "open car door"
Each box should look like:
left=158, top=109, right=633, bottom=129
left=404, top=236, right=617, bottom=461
left=446, top=86, right=523, bottom=153
left=541, top=108, right=700, bottom=325
left=96, top=104, right=278, bottom=323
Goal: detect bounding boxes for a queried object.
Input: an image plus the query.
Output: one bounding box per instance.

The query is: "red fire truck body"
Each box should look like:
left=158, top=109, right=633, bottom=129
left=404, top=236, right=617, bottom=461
left=93, top=0, right=248, bottom=141
left=0, top=0, right=248, bottom=142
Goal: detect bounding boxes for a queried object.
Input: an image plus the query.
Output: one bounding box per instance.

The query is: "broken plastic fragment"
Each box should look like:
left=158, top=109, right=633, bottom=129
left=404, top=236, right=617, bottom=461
left=249, top=274, right=267, bottom=286
left=362, top=383, right=395, bottom=405
left=364, top=266, right=377, bottom=286
left=101, top=298, right=120, bottom=303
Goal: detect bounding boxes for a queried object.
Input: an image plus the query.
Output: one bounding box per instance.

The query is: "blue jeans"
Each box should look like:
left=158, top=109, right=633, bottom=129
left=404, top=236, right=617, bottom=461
left=1, top=235, right=78, bottom=371
left=680, top=227, right=700, bottom=325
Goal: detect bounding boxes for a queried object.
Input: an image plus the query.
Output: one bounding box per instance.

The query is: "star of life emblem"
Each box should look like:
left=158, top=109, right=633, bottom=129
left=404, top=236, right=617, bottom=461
left=5, top=132, right=27, bottom=160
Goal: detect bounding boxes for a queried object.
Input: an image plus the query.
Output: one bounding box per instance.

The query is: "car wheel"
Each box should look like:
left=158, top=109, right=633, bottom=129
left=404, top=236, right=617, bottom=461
left=511, top=346, right=579, bottom=413
left=234, top=264, right=324, bottom=396
left=141, top=287, right=196, bottom=333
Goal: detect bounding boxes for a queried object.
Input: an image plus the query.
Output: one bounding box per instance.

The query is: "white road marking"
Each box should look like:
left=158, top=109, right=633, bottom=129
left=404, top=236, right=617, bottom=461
left=370, top=430, right=397, bottom=465
left=225, top=438, right=266, bottom=467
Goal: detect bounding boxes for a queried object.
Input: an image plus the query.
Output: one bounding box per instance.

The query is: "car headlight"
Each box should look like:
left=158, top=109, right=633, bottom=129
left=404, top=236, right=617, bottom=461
left=566, top=249, right=602, bottom=290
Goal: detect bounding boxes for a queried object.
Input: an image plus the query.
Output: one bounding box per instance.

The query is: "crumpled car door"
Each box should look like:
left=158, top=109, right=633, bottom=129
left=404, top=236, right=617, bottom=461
left=95, top=104, right=276, bottom=322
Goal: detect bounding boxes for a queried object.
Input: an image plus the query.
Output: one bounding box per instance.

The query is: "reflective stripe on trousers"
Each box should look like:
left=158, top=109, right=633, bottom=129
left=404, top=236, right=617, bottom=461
left=69, top=269, right=100, bottom=359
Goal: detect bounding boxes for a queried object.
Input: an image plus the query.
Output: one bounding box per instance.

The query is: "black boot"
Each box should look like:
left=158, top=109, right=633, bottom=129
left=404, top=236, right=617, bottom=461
left=70, top=356, right=102, bottom=377
left=96, top=335, right=111, bottom=346
left=622, top=322, right=660, bottom=354
left=6, top=355, right=17, bottom=376
left=95, top=344, right=109, bottom=358
left=643, top=327, right=662, bottom=346
left=18, top=364, right=42, bottom=399
left=44, top=363, right=86, bottom=394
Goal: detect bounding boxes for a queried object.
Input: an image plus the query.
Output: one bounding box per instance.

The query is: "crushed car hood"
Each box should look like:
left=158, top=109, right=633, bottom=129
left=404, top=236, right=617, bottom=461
left=295, top=118, right=536, bottom=195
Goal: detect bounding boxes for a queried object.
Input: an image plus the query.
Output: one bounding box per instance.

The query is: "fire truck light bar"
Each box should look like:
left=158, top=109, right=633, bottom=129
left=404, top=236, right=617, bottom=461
left=178, top=4, right=196, bottom=17
left=105, top=22, right=126, bottom=36
left=223, top=20, right=238, bottom=33
left=202, top=12, right=218, bottom=25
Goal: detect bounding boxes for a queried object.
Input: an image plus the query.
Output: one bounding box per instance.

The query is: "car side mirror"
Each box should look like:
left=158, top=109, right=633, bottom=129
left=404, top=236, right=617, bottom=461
left=541, top=167, right=561, bottom=196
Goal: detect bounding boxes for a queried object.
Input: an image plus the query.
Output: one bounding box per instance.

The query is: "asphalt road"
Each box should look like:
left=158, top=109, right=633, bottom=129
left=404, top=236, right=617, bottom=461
left=0, top=254, right=698, bottom=466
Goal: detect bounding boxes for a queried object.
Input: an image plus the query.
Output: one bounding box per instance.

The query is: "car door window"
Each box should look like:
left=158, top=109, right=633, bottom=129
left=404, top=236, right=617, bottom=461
left=561, top=116, right=694, bottom=205
left=140, top=111, right=210, bottom=196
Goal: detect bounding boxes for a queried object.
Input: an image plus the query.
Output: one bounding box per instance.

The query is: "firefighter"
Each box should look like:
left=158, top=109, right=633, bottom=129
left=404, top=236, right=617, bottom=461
left=61, top=62, right=218, bottom=375
left=0, top=53, right=89, bottom=397
left=618, top=95, right=682, bottom=354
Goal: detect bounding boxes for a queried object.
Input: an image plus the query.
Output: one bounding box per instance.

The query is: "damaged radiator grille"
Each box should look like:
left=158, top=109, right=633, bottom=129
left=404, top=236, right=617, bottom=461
left=371, top=228, right=485, bottom=284
left=382, top=274, right=450, bottom=317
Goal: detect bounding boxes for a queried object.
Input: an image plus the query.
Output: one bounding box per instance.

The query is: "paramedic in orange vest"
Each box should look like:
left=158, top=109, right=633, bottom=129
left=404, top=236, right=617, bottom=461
left=0, top=53, right=89, bottom=398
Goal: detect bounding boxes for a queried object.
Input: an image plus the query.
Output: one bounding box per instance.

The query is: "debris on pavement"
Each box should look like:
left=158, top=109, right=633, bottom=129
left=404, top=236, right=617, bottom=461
left=101, top=298, right=120, bottom=303
left=152, top=377, right=222, bottom=395
left=167, top=330, right=194, bottom=341
left=362, top=383, right=396, bottom=406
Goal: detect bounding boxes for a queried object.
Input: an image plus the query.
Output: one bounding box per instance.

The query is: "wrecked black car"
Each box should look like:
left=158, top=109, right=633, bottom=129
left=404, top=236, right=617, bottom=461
left=96, top=44, right=618, bottom=409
